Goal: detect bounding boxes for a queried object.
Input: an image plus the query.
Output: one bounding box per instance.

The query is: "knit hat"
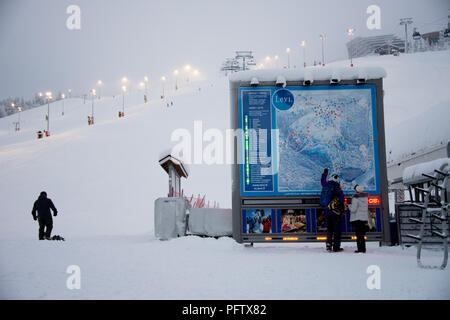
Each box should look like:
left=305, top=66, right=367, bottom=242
left=331, top=174, right=339, bottom=182
left=354, top=185, right=364, bottom=193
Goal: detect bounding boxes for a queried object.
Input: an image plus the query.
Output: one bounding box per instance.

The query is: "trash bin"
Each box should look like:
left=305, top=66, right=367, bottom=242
left=154, top=197, right=188, bottom=240
left=37, top=131, right=43, bottom=139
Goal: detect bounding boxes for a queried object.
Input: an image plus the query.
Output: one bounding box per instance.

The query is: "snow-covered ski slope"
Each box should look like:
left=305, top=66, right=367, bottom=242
left=0, top=50, right=449, bottom=299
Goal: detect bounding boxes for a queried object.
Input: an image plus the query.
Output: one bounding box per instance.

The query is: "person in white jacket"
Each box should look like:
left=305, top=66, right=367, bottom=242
left=349, top=185, right=369, bottom=253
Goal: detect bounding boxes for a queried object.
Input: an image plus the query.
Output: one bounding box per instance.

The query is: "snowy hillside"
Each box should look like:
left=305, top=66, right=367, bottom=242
left=1, top=51, right=450, bottom=299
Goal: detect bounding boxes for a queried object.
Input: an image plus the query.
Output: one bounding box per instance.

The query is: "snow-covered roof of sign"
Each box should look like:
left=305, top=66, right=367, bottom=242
left=229, top=66, right=387, bottom=83
left=402, top=157, right=450, bottom=185
left=159, top=152, right=189, bottom=178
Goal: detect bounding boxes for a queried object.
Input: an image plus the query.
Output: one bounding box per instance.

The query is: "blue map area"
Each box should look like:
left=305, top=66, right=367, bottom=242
left=276, top=87, right=377, bottom=194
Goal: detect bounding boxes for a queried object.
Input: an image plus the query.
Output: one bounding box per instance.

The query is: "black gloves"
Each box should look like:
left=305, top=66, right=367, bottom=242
left=324, top=168, right=329, bottom=175
left=53, top=212, right=57, bottom=217
left=33, top=216, right=37, bottom=221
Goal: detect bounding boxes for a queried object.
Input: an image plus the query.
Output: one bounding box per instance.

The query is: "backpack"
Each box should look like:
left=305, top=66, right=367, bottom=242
left=328, top=196, right=346, bottom=215
left=320, top=183, right=336, bottom=207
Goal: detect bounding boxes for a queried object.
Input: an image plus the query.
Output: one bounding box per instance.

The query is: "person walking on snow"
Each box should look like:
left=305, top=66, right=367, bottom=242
left=31, top=191, right=58, bottom=240
left=349, top=185, right=369, bottom=253
left=321, top=168, right=345, bottom=252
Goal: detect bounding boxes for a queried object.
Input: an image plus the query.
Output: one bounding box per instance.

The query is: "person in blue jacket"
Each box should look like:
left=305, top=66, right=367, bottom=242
left=321, top=168, right=345, bottom=252
left=31, top=191, right=58, bottom=240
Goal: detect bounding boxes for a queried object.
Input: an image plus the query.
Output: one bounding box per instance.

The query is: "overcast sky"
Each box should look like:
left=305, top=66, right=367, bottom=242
left=0, top=0, right=448, bottom=100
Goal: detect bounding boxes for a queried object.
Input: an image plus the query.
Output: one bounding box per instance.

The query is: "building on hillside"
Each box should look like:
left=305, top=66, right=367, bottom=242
left=346, top=34, right=405, bottom=58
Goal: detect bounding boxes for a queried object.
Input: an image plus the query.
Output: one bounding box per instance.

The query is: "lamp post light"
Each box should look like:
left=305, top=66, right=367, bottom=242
left=173, top=70, right=179, bottom=90
left=17, top=106, right=22, bottom=131
left=286, top=47, right=291, bottom=68
left=301, top=40, right=307, bottom=67
left=265, top=56, right=271, bottom=68
left=161, top=76, right=166, bottom=99
left=184, top=65, right=191, bottom=82
left=68, top=89, right=72, bottom=98
left=274, top=55, right=279, bottom=68
left=11, top=103, right=22, bottom=131
left=97, top=80, right=102, bottom=99
left=347, top=28, right=355, bottom=67
left=90, top=89, right=96, bottom=124
left=61, top=93, right=66, bottom=116
left=121, top=85, right=126, bottom=116
left=144, top=76, right=149, bottom=98
left=319, top=34, right=326, bottom=66
left=45, top=92, right=52, bottom=135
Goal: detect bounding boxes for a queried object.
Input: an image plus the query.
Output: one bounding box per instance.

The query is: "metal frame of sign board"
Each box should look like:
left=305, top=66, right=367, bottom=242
left=229, top=78, right=391, bottom=245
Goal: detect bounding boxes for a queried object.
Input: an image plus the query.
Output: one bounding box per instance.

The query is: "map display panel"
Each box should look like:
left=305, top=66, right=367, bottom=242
left=239, top=85, right=379, bottom=196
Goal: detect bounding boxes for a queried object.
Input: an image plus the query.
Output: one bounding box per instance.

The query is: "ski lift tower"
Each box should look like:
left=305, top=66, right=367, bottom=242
left=159, top=154, right=189, bottom=197
left=235, top=51, right=256, bottom=71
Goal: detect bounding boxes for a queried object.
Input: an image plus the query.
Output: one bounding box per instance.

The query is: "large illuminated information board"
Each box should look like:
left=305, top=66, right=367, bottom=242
left=239, top=85, right=380, bottom=197
left=229, top=70, right=390, bottom=245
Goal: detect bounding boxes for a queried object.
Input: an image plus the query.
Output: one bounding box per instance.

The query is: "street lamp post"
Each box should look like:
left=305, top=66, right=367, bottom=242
left=91, top=89, right=96, bottom=124
left=121, top=85, right=126, bottom=116
left=286, top=48, right=291, bottom=68
left=173, top=70, right=179, bottom=90
left=11, top=103, right=20, bottom=131
left=320, top=34, right=326, bottom=66
left=68, top=89, right=72, bottom=98
left=61, top=93, right=66, bottom=116
left=17, top=106, right=21, bottom=131
left=97, top=80, right=102, bottom=99
left=274, top=55, right=279, bottom=68
left=144, top=76, right=149, bottom=101
left=184, top=65, right=191, bottom=82
left=347, top=28, right=355, bottom=67
left=161, top=76, right=166, bottom=99
left=301, top=40, right=307, bottom=67
left=45, top=92, right=52, bottom=135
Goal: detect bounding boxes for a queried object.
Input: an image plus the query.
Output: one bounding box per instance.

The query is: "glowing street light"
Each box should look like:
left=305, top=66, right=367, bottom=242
left=45, top=91, right=52, bottom=135
left=143, top=76, right=149, bottom=99
left=173, top=69, right=179, bottom=90
left=90, top=89, right=96, bottom=124
left=301, top=40, right=307, bottom=67
left=161, top=76, right=166, bottom=98
left=61, top=93, right=66, bottom=116
left=97, top=80, right=103, bottom=99
left=274, top=55, right=279, bottom=68
left=265, top=56, right=271, bottom=68
left=184, top=65, right=191, bottom=82
left=286, top=47, right=291, bottom=68
left=347, top=28, right=355, bottom=67
left=11, top=103, right=21, bottom=131
left=68, top=89, right=72, bottom=98
left=121, top=85, right=126, bottom=116
left=319, top=34, right=326, bottom=66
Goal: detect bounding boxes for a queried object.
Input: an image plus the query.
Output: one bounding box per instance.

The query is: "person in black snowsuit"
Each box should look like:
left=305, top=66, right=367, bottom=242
left=31, top=191, right=58, bottom=240
left=321, top=168, right=345, bottom=252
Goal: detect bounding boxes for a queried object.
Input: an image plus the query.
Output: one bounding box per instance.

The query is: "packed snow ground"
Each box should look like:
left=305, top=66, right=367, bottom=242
left=0, top=50, right=449, bottom=299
